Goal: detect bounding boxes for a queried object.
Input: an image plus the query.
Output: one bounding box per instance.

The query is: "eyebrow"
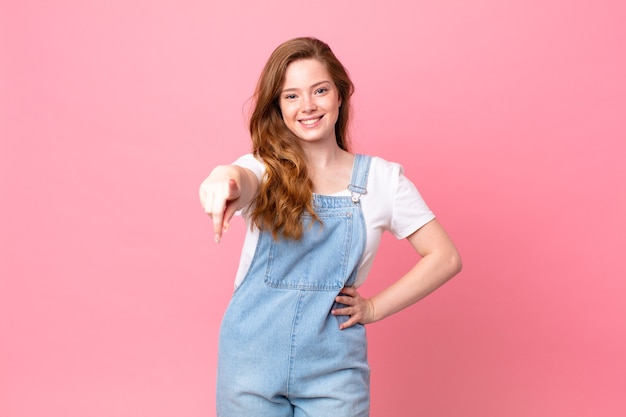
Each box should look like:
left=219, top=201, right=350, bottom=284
left=281, top=80, right=332, bottom=93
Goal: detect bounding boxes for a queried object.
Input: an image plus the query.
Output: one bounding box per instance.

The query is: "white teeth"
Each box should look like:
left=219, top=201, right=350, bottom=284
left=300, top=117, right=321, bottom=125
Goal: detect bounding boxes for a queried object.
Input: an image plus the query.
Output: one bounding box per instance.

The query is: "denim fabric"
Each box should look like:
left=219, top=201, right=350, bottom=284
left=217, top=155, right=372, bottom=417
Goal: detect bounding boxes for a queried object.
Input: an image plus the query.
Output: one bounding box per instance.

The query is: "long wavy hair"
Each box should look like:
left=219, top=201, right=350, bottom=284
left=248, top=37, right=355, bottom=240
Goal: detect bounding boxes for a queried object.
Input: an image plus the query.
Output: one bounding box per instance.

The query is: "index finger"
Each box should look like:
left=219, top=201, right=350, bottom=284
left=338, top=286, right=357, bottom=296
left=211, top=190, right=230, bottom=243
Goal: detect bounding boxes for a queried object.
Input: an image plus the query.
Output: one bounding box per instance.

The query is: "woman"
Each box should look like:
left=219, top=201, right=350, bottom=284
left=200, top=37, right=462, bottom=417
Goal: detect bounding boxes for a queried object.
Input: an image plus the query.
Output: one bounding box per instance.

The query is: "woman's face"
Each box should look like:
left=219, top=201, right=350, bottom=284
left=279, top=58, right=341, bottom=146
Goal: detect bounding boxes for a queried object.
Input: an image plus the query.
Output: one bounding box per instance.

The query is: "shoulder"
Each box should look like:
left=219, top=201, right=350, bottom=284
left=369, top=155, right=403, bottom=172
left=363, top=154, right=435, bottom=238
left=365, top=154, right=428, bottom=206
left=359, top=155, right=406, bottom=206
left=366, top=155, right=406, bottom=186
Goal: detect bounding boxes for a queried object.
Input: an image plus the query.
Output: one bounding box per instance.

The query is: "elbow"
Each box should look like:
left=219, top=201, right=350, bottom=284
left=453, top=253, right=463, bottom=275
left=447, top=248, right=463, bottom=277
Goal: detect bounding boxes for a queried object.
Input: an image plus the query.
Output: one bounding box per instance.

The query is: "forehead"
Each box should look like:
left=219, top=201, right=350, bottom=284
left=282, top=58, right=332, bottom=88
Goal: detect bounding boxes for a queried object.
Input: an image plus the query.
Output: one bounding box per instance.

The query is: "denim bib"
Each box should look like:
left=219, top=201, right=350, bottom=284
left=217, top=155, right=372, bottom=417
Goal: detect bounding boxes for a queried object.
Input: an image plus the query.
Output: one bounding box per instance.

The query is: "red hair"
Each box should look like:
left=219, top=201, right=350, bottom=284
left=249, top=37, right=355, bottom=240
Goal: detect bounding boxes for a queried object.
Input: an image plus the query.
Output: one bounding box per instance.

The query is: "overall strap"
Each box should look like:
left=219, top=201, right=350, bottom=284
left=348, top=154, right=372, bottom=203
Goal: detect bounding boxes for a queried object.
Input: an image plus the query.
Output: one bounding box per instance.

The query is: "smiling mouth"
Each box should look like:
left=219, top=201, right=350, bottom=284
left=299, top=116, right=323, bottom=126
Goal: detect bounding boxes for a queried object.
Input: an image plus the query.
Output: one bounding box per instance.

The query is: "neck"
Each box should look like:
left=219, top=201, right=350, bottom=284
left=302, top=143, right=346, bottom=170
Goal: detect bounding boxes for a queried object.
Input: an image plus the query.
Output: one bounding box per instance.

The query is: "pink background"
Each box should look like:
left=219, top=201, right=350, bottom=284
left=1, top=1, right=625, bottom=416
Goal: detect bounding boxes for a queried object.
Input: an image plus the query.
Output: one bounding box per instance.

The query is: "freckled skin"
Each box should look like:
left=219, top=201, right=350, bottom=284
left=279, top=58, right=342, bottom=146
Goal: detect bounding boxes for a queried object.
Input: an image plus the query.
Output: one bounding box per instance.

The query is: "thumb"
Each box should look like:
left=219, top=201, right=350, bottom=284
left=226, top=178, right=241, bottom=200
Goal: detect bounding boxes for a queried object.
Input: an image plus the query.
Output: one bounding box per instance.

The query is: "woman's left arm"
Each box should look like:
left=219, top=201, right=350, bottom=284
left=333, top=219, right=462, bottom=329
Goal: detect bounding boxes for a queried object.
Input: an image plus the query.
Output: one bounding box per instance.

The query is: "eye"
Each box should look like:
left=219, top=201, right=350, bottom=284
left=315, top=87, right=328, bottom=95
left=283, top=93, right=297, bottom=100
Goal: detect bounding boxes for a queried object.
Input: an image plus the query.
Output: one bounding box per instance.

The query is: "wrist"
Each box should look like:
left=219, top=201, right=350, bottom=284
left=366, top=298, right=379, bottom=324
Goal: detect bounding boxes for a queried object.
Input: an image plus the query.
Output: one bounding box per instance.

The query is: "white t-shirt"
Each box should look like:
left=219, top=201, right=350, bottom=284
left=232, top=154, right=435, bottom=288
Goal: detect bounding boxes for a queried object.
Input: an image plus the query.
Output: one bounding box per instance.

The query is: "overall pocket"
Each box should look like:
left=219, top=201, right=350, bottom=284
left=264, top=210, right=354, bottom=291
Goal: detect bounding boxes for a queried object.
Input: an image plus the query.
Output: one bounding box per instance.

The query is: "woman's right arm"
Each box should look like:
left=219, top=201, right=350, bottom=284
left=199, top=165, right=260, bottom=243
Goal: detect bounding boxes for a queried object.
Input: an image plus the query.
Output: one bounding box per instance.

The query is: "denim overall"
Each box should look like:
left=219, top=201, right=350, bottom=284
left=216, top=155, right=372, bottom=417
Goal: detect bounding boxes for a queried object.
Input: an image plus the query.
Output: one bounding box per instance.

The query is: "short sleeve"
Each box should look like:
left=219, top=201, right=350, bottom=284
left=232, top=153, right=265, bottom=182
left=389, top=163, right=436, bottom=239
left=231, top=153, right=265, bottom=217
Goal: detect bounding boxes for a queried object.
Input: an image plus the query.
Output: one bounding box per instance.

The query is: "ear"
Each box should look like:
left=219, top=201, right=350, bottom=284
left=338, top=95, right=342, bottom=107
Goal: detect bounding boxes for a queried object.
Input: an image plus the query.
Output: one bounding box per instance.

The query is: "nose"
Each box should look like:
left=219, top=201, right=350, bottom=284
left=302, top=95, right=317, bottom=112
